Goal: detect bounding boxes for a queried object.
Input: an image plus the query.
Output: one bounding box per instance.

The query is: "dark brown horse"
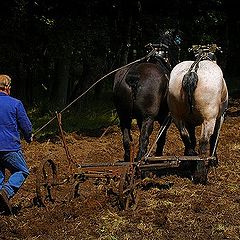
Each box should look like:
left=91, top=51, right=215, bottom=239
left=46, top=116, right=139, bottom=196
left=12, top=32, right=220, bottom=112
left=113, top=40, right=179, bottom=162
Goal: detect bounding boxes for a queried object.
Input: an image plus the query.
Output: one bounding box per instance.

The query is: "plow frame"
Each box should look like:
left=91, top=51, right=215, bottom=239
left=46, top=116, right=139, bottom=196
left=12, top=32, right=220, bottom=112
left=34, top=112, right=216, bottom=210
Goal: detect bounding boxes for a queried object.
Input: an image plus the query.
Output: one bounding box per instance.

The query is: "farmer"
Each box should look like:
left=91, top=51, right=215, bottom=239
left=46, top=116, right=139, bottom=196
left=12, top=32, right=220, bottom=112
left=0, top=74, right=32, bottom=215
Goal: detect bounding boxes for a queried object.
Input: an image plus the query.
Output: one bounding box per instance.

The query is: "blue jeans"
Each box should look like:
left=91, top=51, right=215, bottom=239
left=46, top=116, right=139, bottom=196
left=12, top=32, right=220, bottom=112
left=0, top=150, right=30, bottom=198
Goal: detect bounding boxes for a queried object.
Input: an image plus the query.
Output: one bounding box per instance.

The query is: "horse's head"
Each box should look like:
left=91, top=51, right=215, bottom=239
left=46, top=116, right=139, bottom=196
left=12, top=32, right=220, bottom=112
left=160, top=29, right=183, bottom=67
left=144, top=43, right=172, bottom=74
left=144, top=29, right=183, bottom=69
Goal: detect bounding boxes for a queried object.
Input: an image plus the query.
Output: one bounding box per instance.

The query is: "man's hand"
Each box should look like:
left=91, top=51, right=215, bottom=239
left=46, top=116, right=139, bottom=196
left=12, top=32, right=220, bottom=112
left=30, top=133, right=34, bottom=142
left=26, top=134, right=34, bottom=143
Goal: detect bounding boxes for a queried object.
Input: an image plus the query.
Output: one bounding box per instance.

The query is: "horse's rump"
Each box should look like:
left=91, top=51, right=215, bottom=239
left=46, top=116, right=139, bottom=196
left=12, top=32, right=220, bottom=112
left=168, top=60, right=228, bottom=124
left=114, top=62, right=169, bottom=118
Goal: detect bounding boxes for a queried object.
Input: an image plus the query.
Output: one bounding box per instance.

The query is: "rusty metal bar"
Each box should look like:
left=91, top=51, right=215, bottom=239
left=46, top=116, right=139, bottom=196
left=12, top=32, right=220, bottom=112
left=56, top=112, right=76, bottom=169
left=146, top=156, right=216, bottom=162
left=139, top=162, right=179, bottom=171
left=77, top=156, right=215, bottom=169
left=78, top=161, right=131, bottom=168
left=78, top=173, right=118, bottom=179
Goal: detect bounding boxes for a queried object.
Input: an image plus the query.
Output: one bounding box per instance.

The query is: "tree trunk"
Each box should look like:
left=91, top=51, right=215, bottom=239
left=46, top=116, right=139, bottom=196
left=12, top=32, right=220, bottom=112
left=53, top=44, right=71, bottom=107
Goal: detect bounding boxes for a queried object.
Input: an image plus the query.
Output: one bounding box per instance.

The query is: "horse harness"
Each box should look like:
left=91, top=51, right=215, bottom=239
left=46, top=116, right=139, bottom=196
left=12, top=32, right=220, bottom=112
left=126, top=43, right=172, bottom=101
left=182, top=44, right=223, bottom=114
left=188, top=44, right=221, bottom=73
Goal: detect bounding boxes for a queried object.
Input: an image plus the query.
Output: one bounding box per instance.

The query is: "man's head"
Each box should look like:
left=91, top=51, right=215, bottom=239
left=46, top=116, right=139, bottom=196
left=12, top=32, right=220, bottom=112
left=0, top=75, right=11, bottom=94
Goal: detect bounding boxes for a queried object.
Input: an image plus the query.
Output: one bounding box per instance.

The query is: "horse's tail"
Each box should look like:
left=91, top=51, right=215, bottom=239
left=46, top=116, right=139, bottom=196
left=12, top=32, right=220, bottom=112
left=125, top=65, right=140, bottom=99
left=182, top=71, right=198, bottom=113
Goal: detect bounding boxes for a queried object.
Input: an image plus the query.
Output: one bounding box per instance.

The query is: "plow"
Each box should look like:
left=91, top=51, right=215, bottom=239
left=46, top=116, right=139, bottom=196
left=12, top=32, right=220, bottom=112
left=34, top=112, right=216, bottom=210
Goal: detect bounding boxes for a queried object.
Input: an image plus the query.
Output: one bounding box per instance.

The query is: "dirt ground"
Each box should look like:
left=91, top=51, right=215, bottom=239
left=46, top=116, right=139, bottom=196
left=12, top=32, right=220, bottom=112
left=0, top=98, right=240, bottom=240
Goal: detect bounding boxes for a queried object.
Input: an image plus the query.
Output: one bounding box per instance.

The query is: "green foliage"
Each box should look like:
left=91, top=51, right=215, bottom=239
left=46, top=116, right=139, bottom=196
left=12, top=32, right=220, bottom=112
left=29, top=92, right=118, bottom=139
left=62, top=107, right=117, bottom=132
left=0, top=0, right=240, bottom=106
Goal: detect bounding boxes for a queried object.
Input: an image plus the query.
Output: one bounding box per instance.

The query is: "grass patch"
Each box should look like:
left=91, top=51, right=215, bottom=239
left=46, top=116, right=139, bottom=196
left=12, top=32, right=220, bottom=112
left=28, top=94, right=118, bottom=140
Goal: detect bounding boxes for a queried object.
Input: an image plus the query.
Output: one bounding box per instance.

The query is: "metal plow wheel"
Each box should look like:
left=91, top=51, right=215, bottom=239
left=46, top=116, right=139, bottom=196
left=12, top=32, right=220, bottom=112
left=118, top=165, right=140, bottom=210
left=35, top=159, right=58, bottom=207
left=69, top=162, right=141, bottom=210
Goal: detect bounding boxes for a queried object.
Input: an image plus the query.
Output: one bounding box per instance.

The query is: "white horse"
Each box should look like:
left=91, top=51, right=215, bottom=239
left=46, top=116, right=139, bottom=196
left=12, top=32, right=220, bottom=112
left=167, top=58, right=228, bottom=182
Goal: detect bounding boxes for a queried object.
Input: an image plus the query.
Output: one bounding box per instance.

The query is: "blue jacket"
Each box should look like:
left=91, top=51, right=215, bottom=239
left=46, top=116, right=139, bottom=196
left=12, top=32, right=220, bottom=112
left=0, top=92, right=32, bottom=151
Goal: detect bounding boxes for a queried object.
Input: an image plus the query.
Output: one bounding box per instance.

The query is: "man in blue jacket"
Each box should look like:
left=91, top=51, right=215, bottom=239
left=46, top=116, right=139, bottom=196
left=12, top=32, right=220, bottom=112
left=0, top=75, right=32, bottom=215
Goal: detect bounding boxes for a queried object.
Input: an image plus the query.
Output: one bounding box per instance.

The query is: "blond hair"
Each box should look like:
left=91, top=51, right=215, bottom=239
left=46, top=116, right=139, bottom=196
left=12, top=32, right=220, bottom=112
left=0, top=75, right=11, bottom=88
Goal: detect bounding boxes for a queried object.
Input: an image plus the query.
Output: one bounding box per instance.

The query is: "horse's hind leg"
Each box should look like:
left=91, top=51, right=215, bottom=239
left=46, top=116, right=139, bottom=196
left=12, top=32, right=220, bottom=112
left=209, top=115, right=224, bottom=166
left=136, top=117, right=154, bottom=161
left=199, top=119, right=216, bottom=156
left=119, top=119, right=132, bottom=162
left=177, top=122, right=197, bottom=156
left=177, top=122, right=207, bottom=184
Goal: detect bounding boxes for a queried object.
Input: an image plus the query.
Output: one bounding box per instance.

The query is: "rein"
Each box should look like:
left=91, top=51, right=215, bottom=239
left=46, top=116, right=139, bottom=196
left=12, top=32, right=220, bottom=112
left=33, top=49, right=157, bottom=137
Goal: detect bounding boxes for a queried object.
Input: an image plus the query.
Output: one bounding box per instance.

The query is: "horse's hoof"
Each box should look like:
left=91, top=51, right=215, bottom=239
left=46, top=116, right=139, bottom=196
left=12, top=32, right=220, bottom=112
left=192, top=160, right=208, bottom=184
left=208, top=157, right=219, bottom=167
left=184, top=150, right=198, bottom=156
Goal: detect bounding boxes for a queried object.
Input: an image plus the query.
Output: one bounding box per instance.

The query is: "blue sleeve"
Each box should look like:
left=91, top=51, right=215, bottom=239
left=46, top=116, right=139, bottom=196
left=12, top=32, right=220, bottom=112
left=16, top=101, right=32, bottom=143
